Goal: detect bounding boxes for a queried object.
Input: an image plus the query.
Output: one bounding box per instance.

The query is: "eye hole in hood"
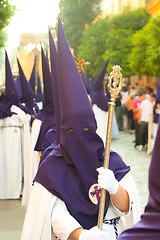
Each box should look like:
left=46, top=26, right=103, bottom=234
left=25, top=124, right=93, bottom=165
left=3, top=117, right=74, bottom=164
left=67, top=127, right=90, bottom=132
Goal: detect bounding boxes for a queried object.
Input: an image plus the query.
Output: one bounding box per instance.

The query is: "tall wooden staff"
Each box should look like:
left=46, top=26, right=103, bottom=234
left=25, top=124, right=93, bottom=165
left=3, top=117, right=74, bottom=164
left=98, top=65, right=123, bottom=230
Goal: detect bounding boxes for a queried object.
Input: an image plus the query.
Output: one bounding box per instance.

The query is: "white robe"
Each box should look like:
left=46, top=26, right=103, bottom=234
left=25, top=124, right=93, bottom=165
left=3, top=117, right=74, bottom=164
left=20, top=172, right=141, bottom=240
left=93, top=104, right=119, bottom=145
left=0, top=105, right=30, bottom=199
left=21, top=118, right=42, bottom=206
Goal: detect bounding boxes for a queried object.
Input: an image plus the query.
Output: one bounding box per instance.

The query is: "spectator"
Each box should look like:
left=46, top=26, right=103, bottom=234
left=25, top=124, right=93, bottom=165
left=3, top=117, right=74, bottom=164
left=138, top=93, right=156, bottom=151
left=125, top=92, right=135, bottom=130
left=133, top=89, right=146, bottom=148
left=121, top=86, right=129, bottom=129
left=115, top=93, right=122, bottom=131
left=128, top=85, right=137, bottom=99
left=145, top=85, right=153, bottom=99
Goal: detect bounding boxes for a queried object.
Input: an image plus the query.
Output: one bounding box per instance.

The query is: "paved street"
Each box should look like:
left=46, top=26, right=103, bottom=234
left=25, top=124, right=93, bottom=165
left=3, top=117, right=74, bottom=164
left=0, top=130, right=151, bottom=240
left=111, top=130, right=151, bottom=211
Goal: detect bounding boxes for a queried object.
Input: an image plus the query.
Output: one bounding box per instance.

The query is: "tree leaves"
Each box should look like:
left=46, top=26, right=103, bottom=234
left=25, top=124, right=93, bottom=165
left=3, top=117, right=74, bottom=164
left=0, top=0, right=16, bottom=49
left=78, top=8, right=150, bottom=78
left=59, top=0, right=101, bottom=54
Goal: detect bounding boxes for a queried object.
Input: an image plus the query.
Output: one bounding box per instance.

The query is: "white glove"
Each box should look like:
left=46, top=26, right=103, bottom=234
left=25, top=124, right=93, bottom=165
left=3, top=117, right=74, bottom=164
left=79, top=226, right=106, bottom=240
left=10, top=105, right=19, bottom=114
left=97, top=167, right=119, bottom=194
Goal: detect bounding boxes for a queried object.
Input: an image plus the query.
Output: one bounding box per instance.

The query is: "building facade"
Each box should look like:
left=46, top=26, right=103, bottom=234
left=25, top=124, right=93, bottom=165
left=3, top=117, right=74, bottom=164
left=16, top=33, right=49, bottom=81
left=100, top=0, right=146, bottom=17
left=146, top=0, right=160, bottom=16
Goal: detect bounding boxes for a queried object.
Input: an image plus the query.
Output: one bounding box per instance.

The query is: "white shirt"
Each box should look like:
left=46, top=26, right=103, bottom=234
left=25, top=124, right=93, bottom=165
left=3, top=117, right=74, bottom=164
left=140, top=99, right=153, bottom=122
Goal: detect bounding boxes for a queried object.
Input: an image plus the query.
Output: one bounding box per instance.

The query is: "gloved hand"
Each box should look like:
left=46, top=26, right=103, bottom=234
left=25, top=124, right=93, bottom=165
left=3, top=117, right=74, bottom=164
left=97, top=167, right=119, bottom=194
left=10, top=105, right=19, bottom=114
left=79, top=226, right=106, bottom=240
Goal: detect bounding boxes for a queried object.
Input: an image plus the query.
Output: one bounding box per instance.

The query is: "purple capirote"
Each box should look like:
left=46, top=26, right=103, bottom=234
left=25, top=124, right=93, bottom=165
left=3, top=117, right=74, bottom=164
left=92, top=59, right=109, bottom=111
left=49, top=28, right=61, bottom=144
left=153, top=80, right=160, bottom=123
left=34, top=17, right=130, bottom=229
left=118, top=123, right=160, bottom=240
left=0, top=51, right=19, bottom=119
left=17, top=58, right=35, bottom=116
left=34, top=47, right=55, bottom=151
left=29, top=57, right=36, bottom=95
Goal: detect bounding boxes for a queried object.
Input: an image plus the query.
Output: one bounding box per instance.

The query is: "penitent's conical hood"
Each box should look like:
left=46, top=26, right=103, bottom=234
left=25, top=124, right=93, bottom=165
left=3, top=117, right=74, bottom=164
left=155, top=79, right=160, bottom=104
left=118, top=123, right=160, bottom=240
left=145, top=123, right=160, bottom=212
left=41, top=47, right=54, bottom=110
left=57, top=16, right=95, bottom=124
left=93, top=59, right=109, bottom=92
left=49, top=28, right=61, bottom=143
left=0, top=51, right=19, bottom=119
left=5, top=51, right=19, bottom=106
left=35, top=75, right=43, bottom=103
left=29, top=57, right=36, bottom=96
left=92, top=59, right=109, bottom=111
left=17, top=58, right=34, bottom=102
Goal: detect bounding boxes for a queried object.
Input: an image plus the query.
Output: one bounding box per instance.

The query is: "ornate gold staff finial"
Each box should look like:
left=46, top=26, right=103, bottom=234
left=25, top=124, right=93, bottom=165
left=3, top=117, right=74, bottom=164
left=98, top=65, right=123, bottom=230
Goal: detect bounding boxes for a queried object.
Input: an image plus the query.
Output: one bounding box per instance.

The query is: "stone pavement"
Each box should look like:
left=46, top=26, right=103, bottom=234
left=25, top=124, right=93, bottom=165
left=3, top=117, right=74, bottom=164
left=0, top=130, right=151, bottom=240
left=0, top=199, right=25, bottom=240
left=111, top=130, right=151, bottom=212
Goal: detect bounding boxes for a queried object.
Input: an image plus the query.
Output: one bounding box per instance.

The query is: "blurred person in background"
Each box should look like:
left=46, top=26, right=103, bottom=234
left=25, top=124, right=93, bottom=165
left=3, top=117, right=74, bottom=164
left=138, top=93, right=156, bottom=151
left=133, top=89, right=146, bottom=149
left=121, top=86, right=129, bottom=130
left=115, top=93, right=122, bottom=131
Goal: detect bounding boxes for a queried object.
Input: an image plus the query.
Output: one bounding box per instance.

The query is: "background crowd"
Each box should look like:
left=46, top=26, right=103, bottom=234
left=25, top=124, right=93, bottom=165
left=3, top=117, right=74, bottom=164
left=115, top=81, right=159, bottom=153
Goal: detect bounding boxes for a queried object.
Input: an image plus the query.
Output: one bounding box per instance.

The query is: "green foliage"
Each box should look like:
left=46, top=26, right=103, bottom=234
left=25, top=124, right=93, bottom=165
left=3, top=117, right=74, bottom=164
left=104, top=29, right=133, bottom=77
left=0, top=0, right=16, bottom=49
left=78, top=18, right=110, bottom=78
left=0, top=0, right=16, bottom=29
left=129, top=17, right=160, bottom=77
left=59, top=0, right=101, bottom=54
left=78, top=7, right=150, bottom=78
left=0, top=29, right=7, bottom=48
left=103, top=8, right=150, bottom=77
left=110, top=7, right=150, bottom=31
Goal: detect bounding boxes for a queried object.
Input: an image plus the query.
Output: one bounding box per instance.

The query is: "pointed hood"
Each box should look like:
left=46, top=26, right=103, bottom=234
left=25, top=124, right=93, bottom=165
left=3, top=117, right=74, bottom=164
left=155, top=79, right=160, bottom=104
left=91, top=59, right=109, bottom=111
left=153, top=80, right=160, bottom=124
left=49, top=28, right=61, bottom=144
left=58, top=17, right=95, bottom=124
left=29, top=57, right=40, bottom=115
left=80, top=67, right=91, bottom=96
left=0, top=51, right=19, bottom=119
left=34, top=17, right=129, bottom=230
left=34, top=47, right=55, bottom=151
left=118, top=123, right=160, bottom=240
left=17, top=58, right=35, bottom=115
left=93, top=59, right=109, bottom=93
left=34, top=75, right=43, bottom=121
left=145, top=123, right=160, bottom=212
left=35, top=75, right=43, bottom=103
left=37, top=29, right=61, bottom=165
left=29, top=57, right=36, bottom=96
left=57, top=17, right=127, bottom=226
left=41, top=47, right=54, bottom=111
left=15, top=76, right=21, bottom=100
left=45, top=49, right=49, bottom=64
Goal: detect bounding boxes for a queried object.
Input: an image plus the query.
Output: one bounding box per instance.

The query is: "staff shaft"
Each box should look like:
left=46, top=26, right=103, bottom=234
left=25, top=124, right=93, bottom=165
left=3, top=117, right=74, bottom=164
left=98, top=100, right=115, bottom=230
